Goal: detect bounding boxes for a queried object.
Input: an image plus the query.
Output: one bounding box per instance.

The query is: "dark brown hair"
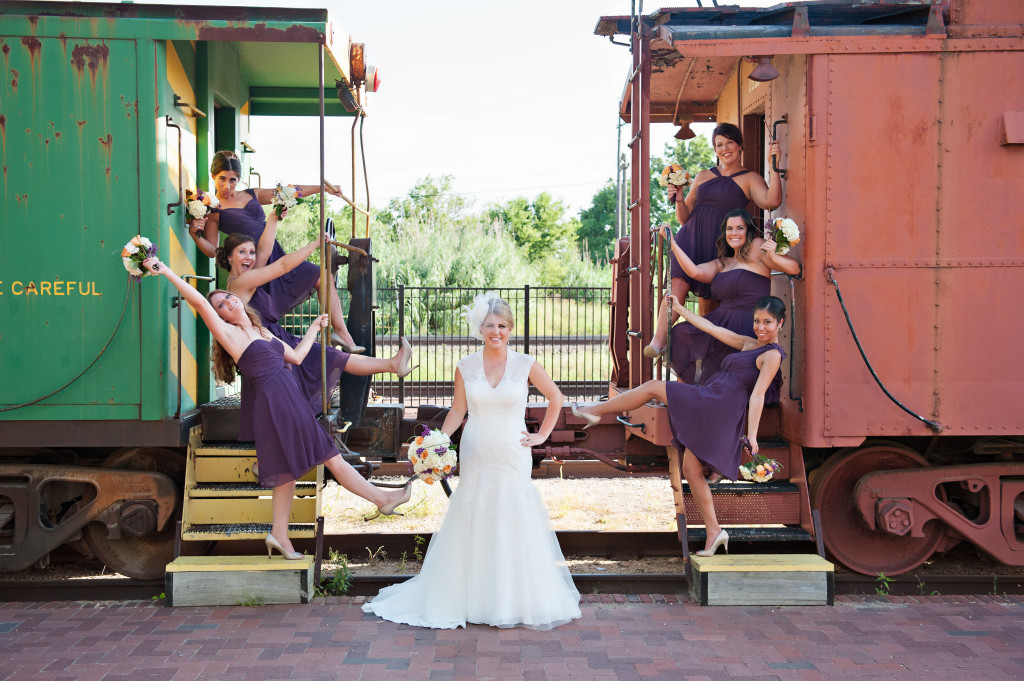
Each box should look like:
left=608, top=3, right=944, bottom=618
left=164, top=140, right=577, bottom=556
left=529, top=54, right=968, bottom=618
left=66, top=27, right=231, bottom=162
left=206, top=289, right=267, bottom=384
left=712, top=122, right=744, bottom=151
left=210, top=150, right=242, bottom=177
left=716, top=208, right=758, bottom=264
left=215, top=233, right=256, bottom=271
left=754, top=296, right=786, bottom=325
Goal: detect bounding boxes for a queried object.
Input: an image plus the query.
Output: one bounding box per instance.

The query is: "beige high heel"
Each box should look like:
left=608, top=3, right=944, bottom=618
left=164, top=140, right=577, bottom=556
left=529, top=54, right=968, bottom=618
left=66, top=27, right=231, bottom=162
left=396, top=337, right=417, bottom=378
left=642, top=344, right=667, bottom=359
left=696, top=529, right=729, bottom=557
left=364, top=481, right=413, bottom=521
left=331, top=332, right=365, bottom=354
left=265, top=533, right=303, bottom=560
left=571, top=403, right=601, bottom=430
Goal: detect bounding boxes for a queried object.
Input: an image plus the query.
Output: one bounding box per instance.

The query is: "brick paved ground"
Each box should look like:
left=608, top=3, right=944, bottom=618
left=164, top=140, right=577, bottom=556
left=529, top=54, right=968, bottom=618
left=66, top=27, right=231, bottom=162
left=2, top=594, right=1023, bottom=680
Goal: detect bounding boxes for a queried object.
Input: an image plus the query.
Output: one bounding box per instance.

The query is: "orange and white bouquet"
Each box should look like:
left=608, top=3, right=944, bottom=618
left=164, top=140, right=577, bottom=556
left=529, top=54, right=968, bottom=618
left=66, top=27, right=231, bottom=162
left=764, top=217, right=800, bottom=255
left=185, top=188, right=216, bottom=222
left=657, top=164, right=691, bottom=188
left=120, top=235, right=158, bottom=280
left=739, top=452, right=783, bottom=483
left=271, top=182, right=303, bottom=218
left=407, top=426, right=457, bottom=485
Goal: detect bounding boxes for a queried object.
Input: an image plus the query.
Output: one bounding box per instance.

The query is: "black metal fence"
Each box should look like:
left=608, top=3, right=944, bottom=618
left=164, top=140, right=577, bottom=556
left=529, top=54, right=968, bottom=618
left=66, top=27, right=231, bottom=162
left=282, top=285, right=612, bottom=406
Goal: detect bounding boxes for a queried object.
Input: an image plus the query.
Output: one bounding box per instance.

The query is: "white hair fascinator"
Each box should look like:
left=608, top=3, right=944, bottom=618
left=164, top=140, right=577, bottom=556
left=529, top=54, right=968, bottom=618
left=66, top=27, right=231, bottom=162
left=462, top=291, right=501, bottom=341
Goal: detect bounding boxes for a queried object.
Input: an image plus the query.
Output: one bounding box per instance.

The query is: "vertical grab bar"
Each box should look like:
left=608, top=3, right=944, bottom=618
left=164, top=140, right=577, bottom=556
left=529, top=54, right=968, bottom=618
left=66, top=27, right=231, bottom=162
left=165, top=115, right=183, bottom=215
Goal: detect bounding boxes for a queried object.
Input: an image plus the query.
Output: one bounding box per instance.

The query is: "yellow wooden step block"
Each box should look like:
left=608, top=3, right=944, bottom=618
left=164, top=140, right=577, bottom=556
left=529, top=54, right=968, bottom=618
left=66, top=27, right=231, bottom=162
left=192, top=457, right=318, bottom=483
left=188, top=497, right=318, bottom=524
left=689, top=553, right=834, bottom=606
left=165, top=555, right=315, bottom=606
left=188, top=482, right=318, bottom=498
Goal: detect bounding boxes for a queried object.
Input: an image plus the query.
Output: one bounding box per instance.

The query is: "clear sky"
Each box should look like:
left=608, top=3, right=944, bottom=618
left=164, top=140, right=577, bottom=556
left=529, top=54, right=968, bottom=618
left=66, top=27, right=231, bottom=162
left=73, top=0, right=776, bottom=215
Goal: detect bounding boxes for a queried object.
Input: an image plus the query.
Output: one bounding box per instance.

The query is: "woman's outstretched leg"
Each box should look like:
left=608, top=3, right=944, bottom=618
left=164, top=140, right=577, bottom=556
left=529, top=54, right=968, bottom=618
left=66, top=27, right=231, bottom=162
left=681, top=449, right=723, bottom=552
left=270, top=481, right=298, bottom=553
left=319, top=284, right=362, bottom=350
left=343, top=338, right=412, bottom=376
left=323, top=455, right=409, bottom=511
left=576, top=380, right=668, bottom=419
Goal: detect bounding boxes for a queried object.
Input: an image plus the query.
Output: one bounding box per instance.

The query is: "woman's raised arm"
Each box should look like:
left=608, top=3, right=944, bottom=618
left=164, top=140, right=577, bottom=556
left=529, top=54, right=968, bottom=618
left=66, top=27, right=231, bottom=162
left=280, top=314, right=329, bottom=365
left=143, top=258, right=233, bottom=345
left=755, top=240, right=802, bottom=276
left=660, top=225, right=720, bottom=283
left=747, top=141, right=783, bottom=211
left=670, top=295, right=751, bottom=350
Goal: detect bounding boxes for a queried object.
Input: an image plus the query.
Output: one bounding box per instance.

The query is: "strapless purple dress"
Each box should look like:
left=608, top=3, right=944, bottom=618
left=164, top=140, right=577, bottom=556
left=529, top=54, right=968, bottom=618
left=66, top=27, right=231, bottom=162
left=672, top=167, right=751, bottom=299
left=217, top=189, right=321, bottom=314
left=670, top=268, right=780, bottom=402
left=665, top=343, right=785, bottom=481
left=236, top=339, right=338, bottom=489
left=243, top=286, right=349, bottom=417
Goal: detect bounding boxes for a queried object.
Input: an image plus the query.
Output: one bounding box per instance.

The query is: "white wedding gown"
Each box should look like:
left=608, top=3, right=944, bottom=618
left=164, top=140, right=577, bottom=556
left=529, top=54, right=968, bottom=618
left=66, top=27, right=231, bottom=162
left=362, top=350, right=581, bottom=629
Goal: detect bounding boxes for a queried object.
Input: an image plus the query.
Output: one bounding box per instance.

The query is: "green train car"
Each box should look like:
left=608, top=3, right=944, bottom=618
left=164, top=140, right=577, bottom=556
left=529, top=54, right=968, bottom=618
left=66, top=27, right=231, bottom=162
left=0, top=2, right=372, bottom=579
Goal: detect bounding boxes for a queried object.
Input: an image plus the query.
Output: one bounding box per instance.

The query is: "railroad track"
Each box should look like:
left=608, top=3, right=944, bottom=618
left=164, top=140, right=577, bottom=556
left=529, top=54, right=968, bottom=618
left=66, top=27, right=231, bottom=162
left=2, top=532, right=1022, bottom=602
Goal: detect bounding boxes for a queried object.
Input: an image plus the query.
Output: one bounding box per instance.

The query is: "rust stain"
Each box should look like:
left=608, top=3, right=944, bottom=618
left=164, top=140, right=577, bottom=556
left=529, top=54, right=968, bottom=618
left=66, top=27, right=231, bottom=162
left=1, top=41, right=9, bottom=60
left=77, top=120, right=86, bottom=129
left=197, top=22, right=323, bottom=44
left=20, top=37, right=41, bottom=73
left=27, top=16, right=38, bottom=30
left=0, top=114, right=5, bottom=149
left=70, top=43, right=110, bottom=87
left=98, top=133, right=113, bottom=153
left=10, top=68, right=18, bottom=91
left=105, top=166, right=110, bottom=177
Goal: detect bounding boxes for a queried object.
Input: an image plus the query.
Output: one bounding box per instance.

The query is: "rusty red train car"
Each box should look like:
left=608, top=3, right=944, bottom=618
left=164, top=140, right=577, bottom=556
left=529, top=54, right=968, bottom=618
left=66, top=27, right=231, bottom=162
left=594, top=0, right=1024, bottom=575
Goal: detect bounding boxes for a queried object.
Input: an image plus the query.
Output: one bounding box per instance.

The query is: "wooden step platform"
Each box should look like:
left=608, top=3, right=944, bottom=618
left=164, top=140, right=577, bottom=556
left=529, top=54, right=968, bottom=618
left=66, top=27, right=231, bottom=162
left=689, top=554, right=834, bottom=606
left=165, top=555, right=315, bottom=607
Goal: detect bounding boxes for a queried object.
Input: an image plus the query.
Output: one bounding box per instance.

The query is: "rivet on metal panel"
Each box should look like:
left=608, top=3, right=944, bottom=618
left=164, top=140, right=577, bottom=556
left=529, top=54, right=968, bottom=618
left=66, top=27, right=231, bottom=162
left=934, top=347, right=939, bottom=351
left=825, top=426, right=831, bottom=431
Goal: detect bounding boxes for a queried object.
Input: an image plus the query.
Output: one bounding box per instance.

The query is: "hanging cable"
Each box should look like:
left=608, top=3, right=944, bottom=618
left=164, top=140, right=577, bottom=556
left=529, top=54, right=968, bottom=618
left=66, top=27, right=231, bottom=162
left=826, top=268, right=943, bottom=433
left=1, top=278, right=134, bottom=412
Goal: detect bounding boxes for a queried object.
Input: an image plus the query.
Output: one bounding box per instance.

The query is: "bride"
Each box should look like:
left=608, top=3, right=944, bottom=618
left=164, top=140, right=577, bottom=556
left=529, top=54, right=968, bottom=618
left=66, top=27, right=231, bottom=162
left=362, top=292, right=581, bottom=629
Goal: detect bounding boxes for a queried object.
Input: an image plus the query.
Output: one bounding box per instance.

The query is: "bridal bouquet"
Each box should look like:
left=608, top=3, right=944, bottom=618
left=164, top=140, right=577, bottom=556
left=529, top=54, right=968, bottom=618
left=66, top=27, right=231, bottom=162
left=657, top=164, right=691, bottom=188
left=271, top=182, right=304, bottom=218
left=120, top=235, right=158, bottom=280
left=738, top=453, right=783, bottom=483
left=407, top=426, right=458, bottom=485
left=185, top=189, right=216, bottom=222
left=764, top=217, right=800, bottom=255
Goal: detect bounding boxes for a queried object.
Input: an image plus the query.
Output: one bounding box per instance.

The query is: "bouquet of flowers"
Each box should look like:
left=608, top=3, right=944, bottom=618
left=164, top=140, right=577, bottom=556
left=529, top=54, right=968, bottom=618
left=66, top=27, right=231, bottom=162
left=407, top=426, right=458, bottom=485
left=120, top=235, right=158, bottom=280
left=185, top=188, right=216, bottom=222
left=764, top=217, right=800, bottom=255
left=738, top=452, right=783, bottom=483
left=657, top=163, right=691, bottom=188
left=271, top=182, right=303, bottom=219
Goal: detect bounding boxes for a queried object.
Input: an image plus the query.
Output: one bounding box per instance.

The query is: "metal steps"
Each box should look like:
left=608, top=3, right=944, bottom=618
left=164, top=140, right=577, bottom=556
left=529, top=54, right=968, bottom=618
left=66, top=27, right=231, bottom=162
left=669, top=406, right=815, bottom=550
left=180, top=427, right=323, bottom=542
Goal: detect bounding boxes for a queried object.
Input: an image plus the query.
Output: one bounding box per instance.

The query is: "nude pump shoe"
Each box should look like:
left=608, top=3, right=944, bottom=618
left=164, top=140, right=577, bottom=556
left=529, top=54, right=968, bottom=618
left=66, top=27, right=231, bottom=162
left=265, top=533, right=303, bottom=560
left=696, top=529, right=729, bottom=557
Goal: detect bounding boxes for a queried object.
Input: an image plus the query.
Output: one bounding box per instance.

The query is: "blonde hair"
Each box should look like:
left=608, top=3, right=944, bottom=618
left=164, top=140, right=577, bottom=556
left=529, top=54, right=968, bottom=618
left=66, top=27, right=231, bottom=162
left=206, top=289, right=267, bottom=384
left=481, top=297, right=514, bottom=331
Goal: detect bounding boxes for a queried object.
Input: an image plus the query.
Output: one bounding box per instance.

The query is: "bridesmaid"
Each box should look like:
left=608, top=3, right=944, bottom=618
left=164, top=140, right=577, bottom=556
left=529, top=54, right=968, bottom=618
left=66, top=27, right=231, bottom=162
left=188, top=150, right=364, bottom=353
left=142, top=258, right=411, bottom=559
left=216, top=207, right=412, bottom=420
left=657, top=208, right=800, bottom=398
left=646, top=123, right=782, bottom=357
left=574, top=296, right=786, bottom=556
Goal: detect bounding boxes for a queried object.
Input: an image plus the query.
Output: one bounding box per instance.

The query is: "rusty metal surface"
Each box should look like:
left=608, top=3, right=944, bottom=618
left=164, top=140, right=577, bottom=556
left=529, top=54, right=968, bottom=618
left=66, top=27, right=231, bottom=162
left=0, top=463, right=176, bottom=575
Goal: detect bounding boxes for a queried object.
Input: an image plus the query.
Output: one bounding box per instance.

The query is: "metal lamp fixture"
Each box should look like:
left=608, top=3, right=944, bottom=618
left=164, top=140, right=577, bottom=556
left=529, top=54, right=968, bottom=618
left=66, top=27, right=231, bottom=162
left=674, top=122, right=696, bottom=140
left=748, top=56, right=780, bottom=82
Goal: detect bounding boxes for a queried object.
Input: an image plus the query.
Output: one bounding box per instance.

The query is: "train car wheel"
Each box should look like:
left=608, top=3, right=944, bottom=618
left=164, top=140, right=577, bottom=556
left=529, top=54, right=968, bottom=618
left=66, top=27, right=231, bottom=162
left=83, top=447, right=183, bottom=581
left=810, top=444, right=945, bottom=576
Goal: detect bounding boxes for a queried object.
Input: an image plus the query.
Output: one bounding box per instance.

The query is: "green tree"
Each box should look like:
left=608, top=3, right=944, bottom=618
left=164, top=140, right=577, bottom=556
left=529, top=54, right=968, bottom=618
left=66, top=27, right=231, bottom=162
left=577, top=181, right=617, bottom=263
left=486, top=192, right=578, bottom=261
left=377, top=175, right=468, bottom=228
left=649, top=134, right=716, bottom=226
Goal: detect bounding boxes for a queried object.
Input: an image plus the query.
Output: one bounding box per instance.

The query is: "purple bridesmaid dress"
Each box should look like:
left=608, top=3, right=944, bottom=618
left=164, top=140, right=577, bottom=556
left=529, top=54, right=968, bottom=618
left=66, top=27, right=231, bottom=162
left=665, top=343, right=785, bottom=481
left=236, top=339, right=338, bottom=488
left=217, top=189, right=321, bottom=314
left=669, top=268, right=781, bottom=403
left=671, top=167, right=751, bottom=299
left=242, top=286, right=350, bottom=418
